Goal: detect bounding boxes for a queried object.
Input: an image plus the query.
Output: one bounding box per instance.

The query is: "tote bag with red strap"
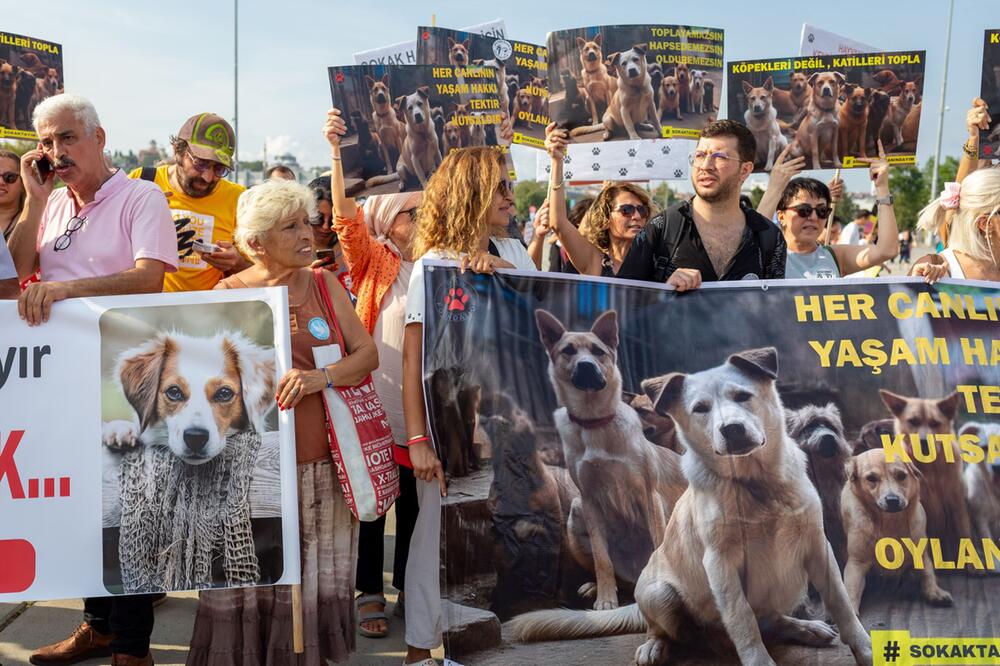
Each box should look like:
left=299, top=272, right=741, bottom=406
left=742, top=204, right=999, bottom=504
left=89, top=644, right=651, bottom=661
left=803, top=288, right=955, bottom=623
left=311, top=269, right=399, bottom=521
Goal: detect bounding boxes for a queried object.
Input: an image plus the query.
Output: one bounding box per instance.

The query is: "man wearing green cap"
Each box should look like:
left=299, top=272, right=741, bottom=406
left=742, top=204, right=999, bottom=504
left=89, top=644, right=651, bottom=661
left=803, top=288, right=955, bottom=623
left=129, top=112, right=248, bottom=292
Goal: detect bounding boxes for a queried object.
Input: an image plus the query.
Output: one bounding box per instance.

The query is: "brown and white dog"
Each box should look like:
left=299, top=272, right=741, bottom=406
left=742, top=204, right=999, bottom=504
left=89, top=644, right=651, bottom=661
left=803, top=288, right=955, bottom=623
left=841, top=448, right=953, bottom=611
left=879, top=389, right=976, bottom=558
left=880, top=78, right=921, bottom=150
left=688, top=69, right=706, bottom=114
left=447, top=37, right=470, bottom=68
left=102, top=332, right=276, bottom=465
left=792, top=71, right=845, bottom=169
left=961, top=422, right=1000, bottom=541
left=838, top=84, right=871, bottom=160
left=515, top=87, right=534, bottom=128
left=533, top=309, right=685, bottom=610
left=395, top=87, right=442, bottom=189
left=365, top=74, right=405, bottom=175
left=577, top=33, right=617, bottom=124
left=510, top=348, right=872, bottom=666
left=573, top=45, right=658, bottom=141
left=742, top=77, right=787, bottom=171
left=773, top=72, right=811, bottom=117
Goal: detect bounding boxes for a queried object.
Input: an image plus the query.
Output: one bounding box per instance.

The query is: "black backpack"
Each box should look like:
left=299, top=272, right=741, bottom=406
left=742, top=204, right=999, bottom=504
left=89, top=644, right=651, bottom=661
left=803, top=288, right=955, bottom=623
left=649, top=201, right=780, bottom=282
left=138, top=167, right=157, bottom=183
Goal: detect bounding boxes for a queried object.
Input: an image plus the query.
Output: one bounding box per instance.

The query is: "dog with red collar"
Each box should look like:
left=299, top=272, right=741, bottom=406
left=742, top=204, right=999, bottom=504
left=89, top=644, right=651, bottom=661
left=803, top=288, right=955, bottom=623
left=535, top=309, right=686, bottom=611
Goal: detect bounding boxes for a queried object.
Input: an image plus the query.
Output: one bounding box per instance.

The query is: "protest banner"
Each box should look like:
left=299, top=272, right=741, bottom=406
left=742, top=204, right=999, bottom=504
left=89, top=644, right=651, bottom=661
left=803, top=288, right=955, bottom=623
left=416, top=26, right=548, bottom=148
left=418, top=264, right=1000, bottom=664
left=0, top=289, right=300, bottom=601
left=353, top=19, right=506, bottom=66
left=328, top=63, right=506, bottom=197
left=799, top=24, right=878, bottom=58
left=0, top=31, right=63, bottom=139
left=534, top=138, right=691, bottom=182
left=979, top=29, right=1000, bottom=159
left=546, top=24, right=724, bottom=144
left=728, top=50, right=926, bottom=173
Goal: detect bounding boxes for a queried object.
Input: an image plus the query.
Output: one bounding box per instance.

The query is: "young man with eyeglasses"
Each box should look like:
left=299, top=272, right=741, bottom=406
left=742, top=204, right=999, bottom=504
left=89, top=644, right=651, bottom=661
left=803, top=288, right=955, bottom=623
left=7, top=94, right=175, bottom=666
left=128, top=113, right=248, bottom=292
left=617, top=119, right=786, bottom=289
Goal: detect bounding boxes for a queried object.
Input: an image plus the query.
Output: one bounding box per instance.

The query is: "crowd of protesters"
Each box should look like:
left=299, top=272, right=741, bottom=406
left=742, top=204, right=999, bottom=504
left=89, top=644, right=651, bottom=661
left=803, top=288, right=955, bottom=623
left=1, top=90, right=998, bottom=666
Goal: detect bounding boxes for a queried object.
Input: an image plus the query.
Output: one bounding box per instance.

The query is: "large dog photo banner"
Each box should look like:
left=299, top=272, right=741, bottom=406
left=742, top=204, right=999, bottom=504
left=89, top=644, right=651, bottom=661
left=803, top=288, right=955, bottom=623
left=0, top=31, right=63, bottom=138
left=328, top=63, right=506, bottom=197
left=728, top=50, right=926, bottom=173
left=0, top=289, right=301, bottom=601
left=546, top=24, right=723, bottom=144
left=534, top=138, right=691, bottom=182
left=979, top=29, right=1000, bottom=159
left=419, top=264, right=1000, bottom=664
left=352, top=19, right=507, bottom=66
left=416, top=26, right=548, bottom=148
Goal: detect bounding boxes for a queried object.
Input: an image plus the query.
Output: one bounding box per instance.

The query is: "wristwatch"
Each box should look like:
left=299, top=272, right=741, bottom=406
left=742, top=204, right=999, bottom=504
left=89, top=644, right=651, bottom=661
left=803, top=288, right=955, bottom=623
left=875, top=194, right=894, bottom=206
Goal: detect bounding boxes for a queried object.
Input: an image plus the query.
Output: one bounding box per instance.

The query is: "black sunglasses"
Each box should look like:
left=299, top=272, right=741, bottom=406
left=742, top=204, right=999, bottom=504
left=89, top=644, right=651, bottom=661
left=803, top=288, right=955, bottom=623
left=498, top=179, right=514, bottom=196
left=614, top=204, right=650, bottom=219
left=53, top=215, right=87, bottom=252
left=1, top=172, right=19, bottom=185
left=308, top=213, right=332, bottom=227
left=784, top=203, right=832, bottom=220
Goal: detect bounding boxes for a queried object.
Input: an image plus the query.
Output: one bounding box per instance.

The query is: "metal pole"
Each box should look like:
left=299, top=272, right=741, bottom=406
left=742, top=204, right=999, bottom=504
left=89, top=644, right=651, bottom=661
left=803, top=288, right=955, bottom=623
left=929, top=0, right=954, bottom=204
left=233, top=0, right=239, bottom=182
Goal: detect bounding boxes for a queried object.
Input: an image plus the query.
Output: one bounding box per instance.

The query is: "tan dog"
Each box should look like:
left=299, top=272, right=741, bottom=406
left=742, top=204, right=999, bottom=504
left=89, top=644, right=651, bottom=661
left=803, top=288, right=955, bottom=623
left=880, top=79, right=921, bottom=150
left=510, top=348, right=872, bottom=666
left=792, top=71, right=844, bottom=168
left=961, top=422, right=1000, bottom=541
left=0, top=62, right=16, bottom=129
left=572, top=45, right=658, bottom=141
left=515, top=88, right=534, bottom=128
left=879, top=389, right=975, bottom=558
left=451, top=102, right=471, bottom=146
left=901, top=100, right=921, bottom=148
left=772, top=72, right=811, bottom=117
left=577, top=33, right=617, bottom=124
left=841, top=449, right=953, bottom=612
left=442, top=119, right=462, bottom=155
left=534, top=309, right=685, bottom=610
left=467, top=114, right=487, bottom=147
left=742, top=77, right=787, bottom=171
left=872, top=69, right=904, bottom=95
left=657, top=73, right=682, bottom=121
left=528, top=75, right=547, bottom=117
left=448, top=37, right=470, bottom=67
left=626, top=392, right=681, bottom=453
left=365, top=74, right=405, bottom=175
left=395, top=87, right=442, bottom=189
left=838, top=84, right=871, bottom=160
left=16, top=51, right=49, bottom=78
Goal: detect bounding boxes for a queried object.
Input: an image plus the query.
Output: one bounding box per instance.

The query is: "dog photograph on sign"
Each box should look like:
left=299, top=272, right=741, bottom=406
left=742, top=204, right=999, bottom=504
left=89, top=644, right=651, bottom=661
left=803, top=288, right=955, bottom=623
left=0, top=31, right=64, bottom=137
left=979, top=29, right=1000, bottom=159
left=98, top=301, right=283, bottom=595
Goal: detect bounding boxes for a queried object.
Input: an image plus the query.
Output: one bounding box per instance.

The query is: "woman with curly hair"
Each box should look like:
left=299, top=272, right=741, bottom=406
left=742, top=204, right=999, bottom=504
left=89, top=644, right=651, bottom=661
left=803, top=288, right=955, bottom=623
left=543, top=123, right=656, bottom=276
left=400, top=146, right=534, bottom=666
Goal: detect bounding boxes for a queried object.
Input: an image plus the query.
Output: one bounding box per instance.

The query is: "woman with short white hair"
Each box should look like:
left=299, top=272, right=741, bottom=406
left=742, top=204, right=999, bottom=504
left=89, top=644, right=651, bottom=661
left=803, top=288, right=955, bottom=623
left=186, top=179, right=378, bottom=665
left=910, top=168, right=1000, bottom=282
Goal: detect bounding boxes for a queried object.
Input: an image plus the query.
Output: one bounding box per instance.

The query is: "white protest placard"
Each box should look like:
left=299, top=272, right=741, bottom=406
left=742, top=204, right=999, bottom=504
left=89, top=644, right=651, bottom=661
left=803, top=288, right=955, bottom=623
left=799, top=23, right=878, bottom=56
left=353, top=19, right=506, bottom=65
left=535, top=139, right=692, bottom=182
left=0, top=289, right=300, bottom=601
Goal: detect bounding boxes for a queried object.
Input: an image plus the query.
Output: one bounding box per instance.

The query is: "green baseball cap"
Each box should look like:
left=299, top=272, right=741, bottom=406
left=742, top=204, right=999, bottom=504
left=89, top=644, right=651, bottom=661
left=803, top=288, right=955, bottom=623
left=179, top=112, right=235, bottom=168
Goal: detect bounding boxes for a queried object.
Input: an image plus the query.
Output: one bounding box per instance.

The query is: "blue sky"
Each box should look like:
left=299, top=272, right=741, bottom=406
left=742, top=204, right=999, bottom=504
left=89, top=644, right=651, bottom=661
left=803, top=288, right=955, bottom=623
left=2, top=0, right=988, bottom=193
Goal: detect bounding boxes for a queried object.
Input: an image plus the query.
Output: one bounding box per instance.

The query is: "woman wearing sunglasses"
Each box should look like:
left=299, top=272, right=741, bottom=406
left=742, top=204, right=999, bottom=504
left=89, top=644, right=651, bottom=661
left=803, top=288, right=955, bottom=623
left=543, top=123, right=656, bottom=276
left=322, top=107, right=421, bottom=640
left=0, top=150, right=26, bottom=243
left=778, top=141, right=898, bottom=279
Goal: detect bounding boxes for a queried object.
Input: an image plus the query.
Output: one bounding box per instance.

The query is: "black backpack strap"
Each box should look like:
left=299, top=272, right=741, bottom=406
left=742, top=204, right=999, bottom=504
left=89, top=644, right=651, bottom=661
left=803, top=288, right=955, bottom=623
left=651, top=204, right=690, bottom=283
left=139, top=167, right=157, bottom=182
left=751, top=214, right=780, bottom=275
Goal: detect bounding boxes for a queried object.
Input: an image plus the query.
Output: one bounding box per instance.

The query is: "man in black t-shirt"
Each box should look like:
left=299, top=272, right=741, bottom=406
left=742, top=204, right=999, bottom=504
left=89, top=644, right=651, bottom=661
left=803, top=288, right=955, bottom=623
left=617, top=120, right=786, bottom=288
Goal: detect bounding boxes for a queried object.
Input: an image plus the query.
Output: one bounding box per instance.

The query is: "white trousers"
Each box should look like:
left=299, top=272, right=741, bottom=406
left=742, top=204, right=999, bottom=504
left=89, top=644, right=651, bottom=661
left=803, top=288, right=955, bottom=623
left=403, top=477, right=443, bottom=649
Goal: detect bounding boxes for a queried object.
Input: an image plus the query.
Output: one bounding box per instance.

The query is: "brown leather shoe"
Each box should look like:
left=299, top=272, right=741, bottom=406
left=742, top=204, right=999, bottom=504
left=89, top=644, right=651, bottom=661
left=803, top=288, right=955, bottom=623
left=29, top=622, right=114, bottom=664
left=111, top=653, right=154, bottom=666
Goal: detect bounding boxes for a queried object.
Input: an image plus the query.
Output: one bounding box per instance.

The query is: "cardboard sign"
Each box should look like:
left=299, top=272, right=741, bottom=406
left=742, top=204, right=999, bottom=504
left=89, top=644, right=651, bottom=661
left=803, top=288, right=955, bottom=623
left=798, top=24, right=878, bottom=57
left=534, top=139, right=691, bottom=182
left=728, top=51, right=926, bottom=172
left=547, top=24, right=724, bottom=143
left=328, top=63, right=506, bottom=197
left=979, top=29, right=1000, bottom=159
left=352, top=19, right=506, bottom=66
left=417, top=26, right=548, bottom=148
left=0, top=31, right=63, bottom=139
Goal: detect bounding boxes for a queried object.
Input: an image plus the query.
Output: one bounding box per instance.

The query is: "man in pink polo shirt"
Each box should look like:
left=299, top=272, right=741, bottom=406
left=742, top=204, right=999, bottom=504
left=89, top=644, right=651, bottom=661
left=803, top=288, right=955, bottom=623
left=7, top=94, right=177, bottom=666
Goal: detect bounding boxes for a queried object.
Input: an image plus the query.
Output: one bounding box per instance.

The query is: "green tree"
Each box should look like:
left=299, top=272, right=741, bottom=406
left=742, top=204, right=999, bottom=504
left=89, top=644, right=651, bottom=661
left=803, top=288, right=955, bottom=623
left=0, top=139, right=37, bottom=157
left=650, top=181, right=680, bottom=210
left=888, top=165, right=928, bottom=231
left=749, top=185, right=765, bottom=209
left=922, top=155, right=959, bottom=198
left=834, top=191, right=858, bottom=224
left=514, top=180, right=547, bottom=218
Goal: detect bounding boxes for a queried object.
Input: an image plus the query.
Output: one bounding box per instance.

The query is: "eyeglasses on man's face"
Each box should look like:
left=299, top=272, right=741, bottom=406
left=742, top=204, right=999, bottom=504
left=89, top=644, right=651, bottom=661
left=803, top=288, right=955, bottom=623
left=186, top=150, right=230, bottom=178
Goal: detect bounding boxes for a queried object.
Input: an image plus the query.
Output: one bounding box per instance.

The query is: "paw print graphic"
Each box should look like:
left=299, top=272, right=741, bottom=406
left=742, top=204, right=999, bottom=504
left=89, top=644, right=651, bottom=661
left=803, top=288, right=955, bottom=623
left=674, top=169, right=683, bottom=178
left=591, top=146, right=601, bottom=156
left=565, top=170, right=574, bottom=179
left=619, top=168, right=628, bottom=176
left=627, top=148, right=637, bottom=157
left=564, top=155, right=572, bottom=164
left=444, top=288, right=470, bottom=312
left=592, top=162, right=600, bottom=171
left=645, top=159, right=654, bottom=168
left=544, top=165, right=551, bottom=174
left=661, top=145, right=671, bottom=155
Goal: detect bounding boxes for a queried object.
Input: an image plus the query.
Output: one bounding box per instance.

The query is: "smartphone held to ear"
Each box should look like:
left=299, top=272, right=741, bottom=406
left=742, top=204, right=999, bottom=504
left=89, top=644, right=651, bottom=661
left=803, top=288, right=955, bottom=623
left=192, top=239, right=220, bottom=254
left=32, top=155, right=53, bottom=185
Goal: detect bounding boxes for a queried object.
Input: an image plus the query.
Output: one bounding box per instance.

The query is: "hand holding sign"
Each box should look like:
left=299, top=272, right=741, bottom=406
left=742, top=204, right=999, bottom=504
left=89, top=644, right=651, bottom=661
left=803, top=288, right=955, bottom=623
left=324, top=108, right=348, bottom=148
left=545, top=122, right=569, bottom=162
left=857, top=140, right=890, bottom=195
left=967, top=98, right=991, bottom=138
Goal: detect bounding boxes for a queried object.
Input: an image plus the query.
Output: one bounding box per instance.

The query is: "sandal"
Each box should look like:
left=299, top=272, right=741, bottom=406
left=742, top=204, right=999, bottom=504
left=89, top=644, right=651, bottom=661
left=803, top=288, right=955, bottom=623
left=356, top=593, right=389, bottom=638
